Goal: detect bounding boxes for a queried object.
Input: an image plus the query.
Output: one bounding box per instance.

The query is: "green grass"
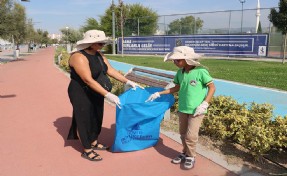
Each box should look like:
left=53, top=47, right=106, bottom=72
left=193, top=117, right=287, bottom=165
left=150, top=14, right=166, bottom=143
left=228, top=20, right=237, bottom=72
left=107, top=55, right=287, bottom=91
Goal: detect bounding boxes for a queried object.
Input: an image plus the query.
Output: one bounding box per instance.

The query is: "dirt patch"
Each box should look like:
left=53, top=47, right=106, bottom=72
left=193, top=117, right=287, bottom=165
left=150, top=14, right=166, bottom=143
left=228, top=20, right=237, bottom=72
left=198, top=135, right=287, bottom=176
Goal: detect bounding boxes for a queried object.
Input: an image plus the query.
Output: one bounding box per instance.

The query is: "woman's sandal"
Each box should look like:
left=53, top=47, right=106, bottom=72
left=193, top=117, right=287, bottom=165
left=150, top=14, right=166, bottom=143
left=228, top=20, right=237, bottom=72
left=92, top=143, right=109, bottom=150
left=81, top=150, right=103, bottom=161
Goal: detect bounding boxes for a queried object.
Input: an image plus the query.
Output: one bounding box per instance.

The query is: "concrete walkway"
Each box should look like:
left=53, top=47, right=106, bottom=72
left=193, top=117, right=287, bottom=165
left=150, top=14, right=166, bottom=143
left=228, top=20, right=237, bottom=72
left=0, top=47, right=240, bottom=176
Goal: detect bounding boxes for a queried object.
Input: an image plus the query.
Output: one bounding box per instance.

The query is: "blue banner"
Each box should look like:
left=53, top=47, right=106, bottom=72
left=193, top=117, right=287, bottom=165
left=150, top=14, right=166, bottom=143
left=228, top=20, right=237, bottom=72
left=117, top=34, right=268, bottom=57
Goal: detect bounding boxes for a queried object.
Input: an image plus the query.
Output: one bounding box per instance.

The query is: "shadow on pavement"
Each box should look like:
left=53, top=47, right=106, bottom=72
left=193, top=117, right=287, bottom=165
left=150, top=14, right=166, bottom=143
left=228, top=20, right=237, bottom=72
left=98, top=124, right=116, bottom=150
left=54, top=117, right=116, bottom=153
left=0, top=94, right=16, bottom=98
left=0, top=58, right=27, bottom=62
left=54, top=117, right=82, bottom=152
left=153, top=138, right=179, bottom=159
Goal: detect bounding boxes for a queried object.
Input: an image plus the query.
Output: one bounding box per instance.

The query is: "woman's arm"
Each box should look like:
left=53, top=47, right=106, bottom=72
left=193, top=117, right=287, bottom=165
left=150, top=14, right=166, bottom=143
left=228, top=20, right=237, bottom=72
left=69, top=53, right=109, bottom=96
left=101, top=54, right=128, bottom=83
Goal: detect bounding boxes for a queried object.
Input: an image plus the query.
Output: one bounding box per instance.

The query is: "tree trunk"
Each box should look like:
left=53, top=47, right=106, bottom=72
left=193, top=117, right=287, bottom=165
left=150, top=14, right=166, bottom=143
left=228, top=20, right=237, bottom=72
left=282, top=34, right=286, bottom=64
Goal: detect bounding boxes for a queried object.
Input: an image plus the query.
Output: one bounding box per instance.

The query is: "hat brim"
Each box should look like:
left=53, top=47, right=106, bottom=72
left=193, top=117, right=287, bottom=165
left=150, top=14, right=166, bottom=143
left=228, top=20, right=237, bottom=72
left=164, top=52, right=203, bottom=66
left=69, top=43, right=92, bottom=54
left=70, top=38, right=113, bottom=54
left=76, top=38, right=112, bottom=45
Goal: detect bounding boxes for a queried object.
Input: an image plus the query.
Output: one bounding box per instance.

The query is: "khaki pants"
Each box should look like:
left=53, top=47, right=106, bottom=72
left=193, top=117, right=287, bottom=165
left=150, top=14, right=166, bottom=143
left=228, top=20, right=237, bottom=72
left=178, top=112, right=204, bottom=157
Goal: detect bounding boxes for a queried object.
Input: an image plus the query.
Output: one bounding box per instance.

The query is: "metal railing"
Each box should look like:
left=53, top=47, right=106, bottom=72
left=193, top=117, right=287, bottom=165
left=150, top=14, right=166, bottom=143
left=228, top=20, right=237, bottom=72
left=122, top=8, right=285, bottom=58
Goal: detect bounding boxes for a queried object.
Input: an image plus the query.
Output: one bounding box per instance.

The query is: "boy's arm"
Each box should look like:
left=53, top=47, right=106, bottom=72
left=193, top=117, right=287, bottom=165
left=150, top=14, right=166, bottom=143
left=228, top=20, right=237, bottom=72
left=194, top=82, right=216, bottom=116
left=204, top=82, right=216, bottom=103
left=159, top=84, right=180, bottom=95
left=145, top=84, right=180, bottom=102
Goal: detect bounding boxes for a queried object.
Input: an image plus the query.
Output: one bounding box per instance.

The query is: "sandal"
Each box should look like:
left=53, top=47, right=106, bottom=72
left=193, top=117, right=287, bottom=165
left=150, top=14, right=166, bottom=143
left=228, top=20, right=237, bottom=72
left=91, top=143, right=109, bottom=150
left=171, top=153, right=186, bottom=164
left=81, top=150, right=102, bottom=161
left=184, top=157, right=195, bottom=169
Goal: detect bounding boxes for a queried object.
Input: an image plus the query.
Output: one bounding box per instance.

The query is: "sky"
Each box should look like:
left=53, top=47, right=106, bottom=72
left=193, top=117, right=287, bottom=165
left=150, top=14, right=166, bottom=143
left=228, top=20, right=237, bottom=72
left=20, top=0, right=279, bottom=34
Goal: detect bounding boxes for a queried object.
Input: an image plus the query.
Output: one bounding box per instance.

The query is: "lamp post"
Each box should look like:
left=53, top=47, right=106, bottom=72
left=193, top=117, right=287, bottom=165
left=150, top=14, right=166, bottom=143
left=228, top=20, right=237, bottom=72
left=119, top=0, right=124, bottom=57
left=239, top=0, right=246, bottom=34
left=65, top=26, right=69, bottom=44
left=112, top=0, right=116, bottom=55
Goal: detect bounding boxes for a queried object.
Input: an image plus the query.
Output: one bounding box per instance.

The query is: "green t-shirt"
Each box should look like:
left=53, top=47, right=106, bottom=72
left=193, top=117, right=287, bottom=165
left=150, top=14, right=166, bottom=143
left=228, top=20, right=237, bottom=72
left=174, top=66, right=213, bottom=114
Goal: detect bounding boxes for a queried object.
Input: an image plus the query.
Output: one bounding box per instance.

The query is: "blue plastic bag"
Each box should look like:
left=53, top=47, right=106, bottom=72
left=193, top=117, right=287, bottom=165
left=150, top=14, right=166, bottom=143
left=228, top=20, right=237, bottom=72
left=111, top=87, right=175, bottom=152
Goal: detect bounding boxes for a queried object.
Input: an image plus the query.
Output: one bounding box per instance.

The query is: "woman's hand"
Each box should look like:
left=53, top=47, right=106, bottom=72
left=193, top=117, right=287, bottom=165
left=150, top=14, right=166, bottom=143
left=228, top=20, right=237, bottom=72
left=105, top=92, right=121, bottom=109
left=126, top=80, right=144, bottom=90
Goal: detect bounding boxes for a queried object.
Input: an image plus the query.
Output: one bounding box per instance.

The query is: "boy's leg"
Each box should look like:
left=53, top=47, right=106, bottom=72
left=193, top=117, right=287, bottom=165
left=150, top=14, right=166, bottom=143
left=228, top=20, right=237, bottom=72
left=171, top=112, right=188, bottom=164
left=185, top=114, right=204, bottom=157
left=178, top=112, right=189, bottom=154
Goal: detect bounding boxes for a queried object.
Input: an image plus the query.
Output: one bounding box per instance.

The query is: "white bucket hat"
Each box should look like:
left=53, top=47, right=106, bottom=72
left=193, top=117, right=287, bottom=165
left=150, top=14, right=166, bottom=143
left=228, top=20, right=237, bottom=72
left=70, top=30, right=112, bottom=53
left=164, top=46, right=203, bottom=66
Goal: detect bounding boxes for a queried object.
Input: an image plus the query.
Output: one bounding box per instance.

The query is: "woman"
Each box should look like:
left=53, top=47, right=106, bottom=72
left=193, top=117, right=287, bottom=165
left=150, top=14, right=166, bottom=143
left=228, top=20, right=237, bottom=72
left=67, top=29, right=142, bottom=161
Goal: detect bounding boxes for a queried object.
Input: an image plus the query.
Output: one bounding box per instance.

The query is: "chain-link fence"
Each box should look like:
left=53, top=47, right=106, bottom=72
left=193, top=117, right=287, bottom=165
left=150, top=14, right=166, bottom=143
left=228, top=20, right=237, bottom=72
left=122, top=8, right=284, bottom=58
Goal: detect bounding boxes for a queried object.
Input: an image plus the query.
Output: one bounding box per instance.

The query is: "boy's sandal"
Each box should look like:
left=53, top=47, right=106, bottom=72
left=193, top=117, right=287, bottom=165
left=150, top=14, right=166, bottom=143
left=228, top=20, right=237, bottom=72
left=81, top=150, right=102, bottom=161
left=92, top=143, right=109, bottom=150
left=171, top=153, right=186, bottom=164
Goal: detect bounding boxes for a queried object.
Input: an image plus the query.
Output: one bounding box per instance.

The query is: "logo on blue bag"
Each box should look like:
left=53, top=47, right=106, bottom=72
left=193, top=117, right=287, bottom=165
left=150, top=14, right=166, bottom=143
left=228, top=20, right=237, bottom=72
left=131, top=123, right=140, bottom=130
left=120, top=123, right=152, bottom=144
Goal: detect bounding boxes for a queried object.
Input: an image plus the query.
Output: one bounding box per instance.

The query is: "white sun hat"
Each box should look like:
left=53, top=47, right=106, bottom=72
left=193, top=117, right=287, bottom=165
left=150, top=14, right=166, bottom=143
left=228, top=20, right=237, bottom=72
left=164, top=46, right=203, bottom=66
left=70, top=30, right=112, bottom=54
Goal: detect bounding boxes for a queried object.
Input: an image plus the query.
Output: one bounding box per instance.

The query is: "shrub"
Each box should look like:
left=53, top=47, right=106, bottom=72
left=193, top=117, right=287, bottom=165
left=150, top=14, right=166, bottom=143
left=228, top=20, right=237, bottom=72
left=271, top=116, right=287, bottom=149
left=202, top=96, right=249, bottom=139
left=202, top=96, right=287, bottom=159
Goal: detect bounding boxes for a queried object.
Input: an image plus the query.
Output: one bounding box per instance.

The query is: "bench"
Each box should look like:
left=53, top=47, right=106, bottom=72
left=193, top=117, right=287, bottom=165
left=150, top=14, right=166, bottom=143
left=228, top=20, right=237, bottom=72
left=124, top=67, right=175, bottom=120
left=125, top=67, right=174, bottom=88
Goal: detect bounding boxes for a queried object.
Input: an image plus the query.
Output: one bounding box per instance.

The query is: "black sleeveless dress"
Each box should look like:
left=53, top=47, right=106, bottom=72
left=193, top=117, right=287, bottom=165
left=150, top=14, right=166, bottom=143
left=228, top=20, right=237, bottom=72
left=67, top=50, right=109, bottom=149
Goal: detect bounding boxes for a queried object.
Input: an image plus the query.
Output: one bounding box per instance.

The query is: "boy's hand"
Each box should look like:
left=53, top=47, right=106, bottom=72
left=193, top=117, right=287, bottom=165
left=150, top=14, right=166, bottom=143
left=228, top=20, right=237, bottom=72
left=126, top=80, right=144, bottom=90
left=145, top=92, right=160, bottom=102
left=194, top=101, right=209, bottom=116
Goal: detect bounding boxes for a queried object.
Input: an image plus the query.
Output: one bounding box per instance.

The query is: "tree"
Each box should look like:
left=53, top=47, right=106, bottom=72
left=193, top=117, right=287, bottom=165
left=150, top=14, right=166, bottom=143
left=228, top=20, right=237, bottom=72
left=100, top=4, right=118, bottom=37
left=60, top=27, right=82, bottom=44
left=26, top=18, right=37, bottom=52
left=0, top=0, right=14, bottom=39
left=100, top=3, right=158, bottom=37
left=80, top=18, right=101, bottom=33
left=124, top=3, right=158, bottom=36
left=269, top=0, right=287, bottom=64
left=10, top=2, right=27, bottom=50
left=168, top=15, right=203, bottom=35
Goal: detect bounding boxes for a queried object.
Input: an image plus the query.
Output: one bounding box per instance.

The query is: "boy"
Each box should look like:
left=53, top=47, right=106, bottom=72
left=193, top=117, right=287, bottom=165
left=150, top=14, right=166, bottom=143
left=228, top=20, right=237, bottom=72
left=146, top=46, right=216, bottom=169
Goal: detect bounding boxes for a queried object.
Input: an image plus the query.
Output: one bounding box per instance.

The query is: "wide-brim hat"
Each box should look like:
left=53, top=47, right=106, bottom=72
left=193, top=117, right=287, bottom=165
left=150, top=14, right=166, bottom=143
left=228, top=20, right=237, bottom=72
left=70, top=30, right=112, bottom=54
left=77, top=30, right=112, bottom=45
left=164, top=46, right=203, bottom=66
